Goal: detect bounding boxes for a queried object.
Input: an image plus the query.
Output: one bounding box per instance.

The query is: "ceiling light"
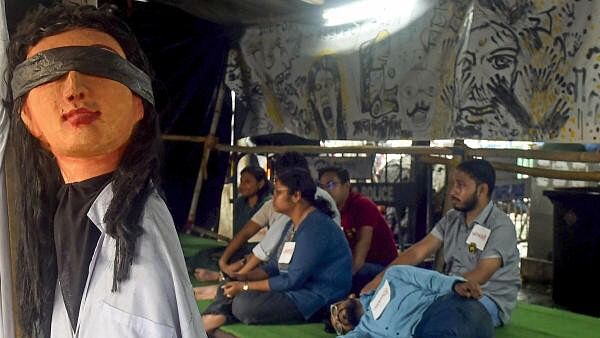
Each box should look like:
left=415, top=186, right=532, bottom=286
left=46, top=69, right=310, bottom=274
left=322, top=0, right=419, bottom=26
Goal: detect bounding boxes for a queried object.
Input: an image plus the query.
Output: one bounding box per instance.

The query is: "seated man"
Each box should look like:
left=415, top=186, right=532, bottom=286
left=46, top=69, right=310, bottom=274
left=318, top=166, right=397, bottom=294
left=331, top=266, right=494, bottom=338
left=362, top=159, right=521, bottom=327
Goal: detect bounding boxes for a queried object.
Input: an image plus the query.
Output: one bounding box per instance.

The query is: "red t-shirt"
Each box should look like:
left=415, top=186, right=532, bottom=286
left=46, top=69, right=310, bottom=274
left=341, top=191, right=397, bottom=266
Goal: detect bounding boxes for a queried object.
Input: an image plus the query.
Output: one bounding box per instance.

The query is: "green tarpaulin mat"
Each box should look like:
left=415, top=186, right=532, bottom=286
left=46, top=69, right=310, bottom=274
left=179, top=233, right=226, bottom=258
left=496, top=302, right=600, bottom=338
left=197, top=301, right=600, bottom=338
left=185, top=236, right=600, bottom=338
left=197, top=300, right=333, bottom=338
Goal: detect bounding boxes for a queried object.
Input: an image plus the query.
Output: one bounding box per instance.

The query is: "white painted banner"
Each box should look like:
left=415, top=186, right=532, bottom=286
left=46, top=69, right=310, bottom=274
left=228, top=0, right=600, bottom=142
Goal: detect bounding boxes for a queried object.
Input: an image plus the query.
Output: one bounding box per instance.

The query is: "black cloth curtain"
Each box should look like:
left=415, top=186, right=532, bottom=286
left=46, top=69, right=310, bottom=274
left=128, top=1, right=232, bottom=230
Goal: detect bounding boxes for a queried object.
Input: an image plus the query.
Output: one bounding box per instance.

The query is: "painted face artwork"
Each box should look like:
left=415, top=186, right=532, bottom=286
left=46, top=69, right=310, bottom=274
left=400, top=68, right=437, bottom=135
left=360, top=30, right=398, bottom=120
left=308, top=55, right=343, bottom=139
left=313, top=68, right=339, bottom=132
left=453, top=21, right=522, bottom=138
left=18, top=28, right=147, bottom=158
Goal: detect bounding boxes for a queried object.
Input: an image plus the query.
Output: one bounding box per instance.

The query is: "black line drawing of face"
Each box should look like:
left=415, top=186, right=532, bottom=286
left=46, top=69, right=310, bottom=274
left=453, top=20, right=523, bottom=138
left=400, top=67, right=437, bottom=135
left=307, top=55, right=346, bottom=140
left=360, top=31, right=399, bottom=119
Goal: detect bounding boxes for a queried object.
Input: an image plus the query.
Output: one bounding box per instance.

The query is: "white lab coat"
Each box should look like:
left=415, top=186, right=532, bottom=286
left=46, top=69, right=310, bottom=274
left=50, top=184, right=207, bottom=338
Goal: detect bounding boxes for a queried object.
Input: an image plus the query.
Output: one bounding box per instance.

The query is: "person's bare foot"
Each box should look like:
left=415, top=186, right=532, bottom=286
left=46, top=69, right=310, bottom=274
left=193, top=285, right=218, bottom=300
left=202, top=314, right=227, bottom=333
left=194, top=268, right=221, bottom=282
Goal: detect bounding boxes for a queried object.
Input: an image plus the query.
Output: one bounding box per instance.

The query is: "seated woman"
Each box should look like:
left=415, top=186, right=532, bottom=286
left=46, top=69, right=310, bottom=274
left=330, top=266, right=494, bottom=338
left=201, top=168, right=352, bottom=333
left=193, top=165, right=271, bottom=283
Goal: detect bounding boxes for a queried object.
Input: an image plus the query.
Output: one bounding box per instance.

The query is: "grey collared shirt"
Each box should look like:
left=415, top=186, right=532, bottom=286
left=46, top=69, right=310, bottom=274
left=430, top=201, right=521, bottom=324
left=50, top=183, right=207, bottom=338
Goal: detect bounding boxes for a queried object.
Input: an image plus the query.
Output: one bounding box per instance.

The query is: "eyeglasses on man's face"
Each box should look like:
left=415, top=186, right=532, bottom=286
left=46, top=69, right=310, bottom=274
left=320, top=180, right=340, bottom=191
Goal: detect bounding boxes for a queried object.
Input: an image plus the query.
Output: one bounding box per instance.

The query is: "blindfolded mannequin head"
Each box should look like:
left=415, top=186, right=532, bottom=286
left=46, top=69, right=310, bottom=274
left=7, top=4, right=158, bottom=183
left=20, top=29, right=144, bottom=158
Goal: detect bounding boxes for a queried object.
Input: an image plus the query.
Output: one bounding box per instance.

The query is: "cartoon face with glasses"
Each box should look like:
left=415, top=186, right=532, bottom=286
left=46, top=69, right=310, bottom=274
left=400, top=67, right=438, bottom=136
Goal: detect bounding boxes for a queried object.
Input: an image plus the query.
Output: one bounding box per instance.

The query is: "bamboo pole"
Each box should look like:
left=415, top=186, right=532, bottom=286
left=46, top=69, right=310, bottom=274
left=185, top=82, right=225, bottom=231
left=215, top=144, right=454, bottom=156
left=162, top=134, right=207, bottom=143
left=466, top=148, right=600, bottom=163
left=418, top=155, right=453, bottom=166
left=163, top=138, right=600, bottom=163
left=162, top=135, right=600, bottom=181
left=419, top=154, right=600, bottom=181
left=489, top=161, right=600, bottom=181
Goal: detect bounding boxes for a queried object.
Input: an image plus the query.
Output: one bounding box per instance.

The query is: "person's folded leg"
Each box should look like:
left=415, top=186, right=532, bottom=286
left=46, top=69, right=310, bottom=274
left=231, top=291, right=305, bottom=325
left=202, top=284, right=237, bottom=324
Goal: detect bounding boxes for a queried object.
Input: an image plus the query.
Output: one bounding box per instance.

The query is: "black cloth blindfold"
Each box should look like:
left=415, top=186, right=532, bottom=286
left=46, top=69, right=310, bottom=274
left=11, top=45, right=154, bottom=105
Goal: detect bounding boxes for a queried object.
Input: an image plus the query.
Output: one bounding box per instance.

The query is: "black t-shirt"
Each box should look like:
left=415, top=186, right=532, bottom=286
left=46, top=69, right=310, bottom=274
left=54, top=173, right=112, bottom=331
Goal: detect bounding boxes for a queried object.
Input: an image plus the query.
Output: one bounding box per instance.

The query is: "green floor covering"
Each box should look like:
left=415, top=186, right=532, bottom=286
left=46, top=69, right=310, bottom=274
left=179, top=233, right=226, bottom=258
left=185, top=236, right=600, bottom=338
left=197, top=301, right=600, bottom=338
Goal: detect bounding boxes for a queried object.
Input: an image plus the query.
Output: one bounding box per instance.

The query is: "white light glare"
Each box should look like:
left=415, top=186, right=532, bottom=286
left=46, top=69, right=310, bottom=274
left=322, top=0, right=418, bottom=27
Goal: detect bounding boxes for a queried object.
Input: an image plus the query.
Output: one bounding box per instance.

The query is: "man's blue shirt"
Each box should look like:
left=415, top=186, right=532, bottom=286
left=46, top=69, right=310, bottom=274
left=341, top=266, right=461, bottom=338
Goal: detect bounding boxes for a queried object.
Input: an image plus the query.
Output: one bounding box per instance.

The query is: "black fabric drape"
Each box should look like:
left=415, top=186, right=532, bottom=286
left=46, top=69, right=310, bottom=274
left=128, top=2, right=232, bottom=230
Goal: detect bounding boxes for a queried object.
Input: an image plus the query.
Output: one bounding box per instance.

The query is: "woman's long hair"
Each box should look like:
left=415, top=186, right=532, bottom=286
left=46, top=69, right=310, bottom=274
left=240, top=165, right=271, bottom=202
left=4, top=4, right=162, bottom=337
left=276, top=168, right=334, bottom=218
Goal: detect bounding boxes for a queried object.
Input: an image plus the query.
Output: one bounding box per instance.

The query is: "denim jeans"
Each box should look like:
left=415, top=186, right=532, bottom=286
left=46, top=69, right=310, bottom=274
left=203, top=286, right=304, bottom=325
left=479, top=295, right=501, bottom=327
left=414, top=293, right=494, bottom=338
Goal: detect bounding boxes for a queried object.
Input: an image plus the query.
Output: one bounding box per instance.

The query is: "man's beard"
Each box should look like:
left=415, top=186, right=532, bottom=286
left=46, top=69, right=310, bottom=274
left=453, top=191, right=478, bottom=212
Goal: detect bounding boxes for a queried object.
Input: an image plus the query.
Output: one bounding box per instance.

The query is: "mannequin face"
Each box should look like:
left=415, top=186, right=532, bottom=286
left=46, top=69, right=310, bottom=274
left=21, top=28, right=143, bottom=158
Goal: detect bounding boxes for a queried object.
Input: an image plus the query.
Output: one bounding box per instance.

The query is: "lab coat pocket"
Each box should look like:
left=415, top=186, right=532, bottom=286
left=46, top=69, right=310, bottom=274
left=100, top=301, right=176, bottom=338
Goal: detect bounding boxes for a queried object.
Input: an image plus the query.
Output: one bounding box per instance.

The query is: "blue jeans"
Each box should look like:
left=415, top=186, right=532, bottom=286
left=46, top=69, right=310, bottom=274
left=352, top=263, right=385, bottom=295
left=414, top=293, right=494, bottom=338
left=479, top=295, right=501, bottom=327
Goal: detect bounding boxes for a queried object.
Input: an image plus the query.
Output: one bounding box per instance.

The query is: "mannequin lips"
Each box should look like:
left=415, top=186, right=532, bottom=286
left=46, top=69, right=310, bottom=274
left=63, top=108, right=101, bottom=127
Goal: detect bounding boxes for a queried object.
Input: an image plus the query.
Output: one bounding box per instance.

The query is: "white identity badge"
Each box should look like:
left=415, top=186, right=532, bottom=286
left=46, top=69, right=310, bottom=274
left=370, top=279, right=391, bottom=320
left=466, top=224, right=491, bottom=251
left=278, top=242, right=296, bottom=264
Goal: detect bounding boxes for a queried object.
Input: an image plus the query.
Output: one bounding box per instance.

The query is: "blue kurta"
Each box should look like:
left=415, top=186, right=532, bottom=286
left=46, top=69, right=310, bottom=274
left=263, top=209, right=352, bottom=319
